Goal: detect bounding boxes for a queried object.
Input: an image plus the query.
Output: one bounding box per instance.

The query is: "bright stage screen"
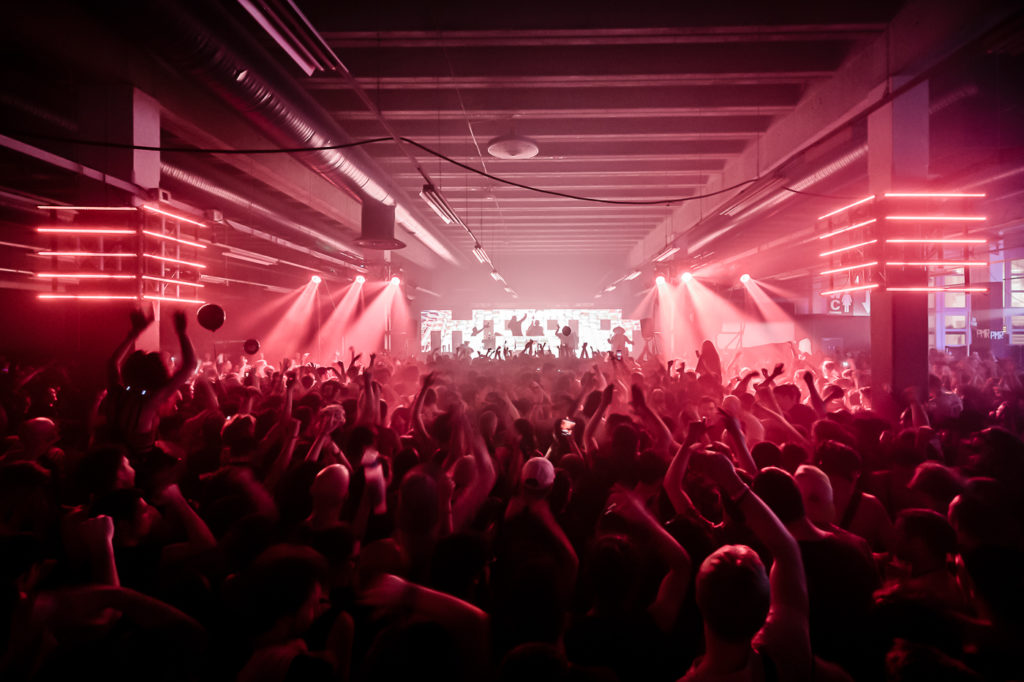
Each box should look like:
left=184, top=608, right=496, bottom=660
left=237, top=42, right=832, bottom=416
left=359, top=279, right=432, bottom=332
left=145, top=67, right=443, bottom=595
left=421, top=309, right=641, bottom=355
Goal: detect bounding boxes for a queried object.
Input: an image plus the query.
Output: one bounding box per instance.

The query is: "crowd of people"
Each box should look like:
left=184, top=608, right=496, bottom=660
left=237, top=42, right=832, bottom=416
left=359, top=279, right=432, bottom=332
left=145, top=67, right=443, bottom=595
left=1, top=307, right=1022, bottom=681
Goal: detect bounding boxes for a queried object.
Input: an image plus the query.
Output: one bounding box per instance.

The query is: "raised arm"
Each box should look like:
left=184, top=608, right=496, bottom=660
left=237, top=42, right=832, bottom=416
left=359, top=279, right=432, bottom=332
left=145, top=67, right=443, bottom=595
left=152, top=311, right=199, bottom=406
left=801, top=370, right=827, bottom=418
left=694, top=450, right=808, bottom=618
left=108, top=308, right=152, bottom=390
left=583, top=384, right=614, bottom=456
left=608, top=489, right=691, bottom=632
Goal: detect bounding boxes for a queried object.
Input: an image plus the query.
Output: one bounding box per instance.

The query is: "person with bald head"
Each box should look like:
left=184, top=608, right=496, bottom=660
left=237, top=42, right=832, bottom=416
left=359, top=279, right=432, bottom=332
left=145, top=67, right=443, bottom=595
left=795, top=464, right=874, bottom=562
left=306, top=464, right=350, bottom=531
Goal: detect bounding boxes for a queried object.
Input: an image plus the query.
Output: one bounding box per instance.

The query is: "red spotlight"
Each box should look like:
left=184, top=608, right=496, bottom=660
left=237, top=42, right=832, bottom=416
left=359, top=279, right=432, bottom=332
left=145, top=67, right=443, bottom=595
left=355, top=275, right=366, bottom=284
left=681, top=271, right=694, bottom=283
left=390, top=276, right=401, bottom=285
left=311, top=275, right=322, bottom=284
left=740, top=273, right=751, bottom=284
left=655, top=275, right=666, bottom=285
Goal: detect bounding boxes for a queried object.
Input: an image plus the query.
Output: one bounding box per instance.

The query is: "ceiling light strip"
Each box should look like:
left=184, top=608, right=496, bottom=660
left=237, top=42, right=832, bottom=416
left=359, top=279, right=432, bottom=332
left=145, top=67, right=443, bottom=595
left=883, top=193, right=985, bottom=198
left=142, top=275, right=204, bottom=288
left=885, top=215, right=986, bottom=221
left=36, top=273, right=134, bottom=279
left=143, top=230, right=207, bottom=249
left=819, top=261, right=877, bottom=275
left=36, top=205, right=138, bottom=211
left=819, top=239, right=877, bottom=257
left=885, top=261, right=987, bottom=267
left=818, top=218, right=876, bottom=240
left=38, top=294, right=138, bottom=301
left=37, top=227, right=135, bottom=235
left=819, top=283, right=879, bottom=296
left=817, top=195, right=875, bottom=221
left=38, top=251, right=138, bottom=257
left=886, top=238, right=986, bottom=244
left=142, top=205, right=207, bottom=227
left=145, top=253, right=206, bottom=268
left=143, top=295, right=206, bottom=304
left=887, top=287, right=987, bottom=293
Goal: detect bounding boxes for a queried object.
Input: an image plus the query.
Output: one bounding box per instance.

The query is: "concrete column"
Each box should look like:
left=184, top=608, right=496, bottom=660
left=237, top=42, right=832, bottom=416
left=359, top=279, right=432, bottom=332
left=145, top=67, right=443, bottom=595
left=868, top=80, right=930, bottom=396
left=79, top=85, right=162, bottom=351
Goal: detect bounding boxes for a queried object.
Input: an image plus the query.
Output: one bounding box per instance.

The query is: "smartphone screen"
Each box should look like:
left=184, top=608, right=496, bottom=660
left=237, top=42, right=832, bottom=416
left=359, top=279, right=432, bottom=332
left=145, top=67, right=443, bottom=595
left=616, top=350, right=623, bottom=360
left=560, top=418, right=575, bottom=435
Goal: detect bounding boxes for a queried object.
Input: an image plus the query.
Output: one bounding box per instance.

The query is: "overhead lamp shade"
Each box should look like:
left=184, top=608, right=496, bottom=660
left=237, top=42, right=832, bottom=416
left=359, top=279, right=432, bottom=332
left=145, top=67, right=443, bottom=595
left=487, top=132, right=539, bottom=159
left=355, top=201, right=405, bottom=250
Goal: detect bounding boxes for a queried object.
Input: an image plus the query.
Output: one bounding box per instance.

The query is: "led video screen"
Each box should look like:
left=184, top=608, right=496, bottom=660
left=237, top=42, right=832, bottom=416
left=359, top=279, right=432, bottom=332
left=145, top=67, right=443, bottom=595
left=421, top=309, right=641, bottom=355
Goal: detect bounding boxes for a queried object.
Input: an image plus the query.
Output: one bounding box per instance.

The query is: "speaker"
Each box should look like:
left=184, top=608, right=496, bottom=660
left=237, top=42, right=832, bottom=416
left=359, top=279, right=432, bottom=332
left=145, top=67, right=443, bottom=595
left=356, top=200, right=405, bottom=250
left=640, top=317, right=655, bottom=339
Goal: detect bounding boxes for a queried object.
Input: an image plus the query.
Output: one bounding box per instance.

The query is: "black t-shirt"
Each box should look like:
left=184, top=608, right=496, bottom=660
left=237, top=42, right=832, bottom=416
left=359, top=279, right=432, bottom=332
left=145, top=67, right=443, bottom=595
left=798, top=533, right=879, bottom=669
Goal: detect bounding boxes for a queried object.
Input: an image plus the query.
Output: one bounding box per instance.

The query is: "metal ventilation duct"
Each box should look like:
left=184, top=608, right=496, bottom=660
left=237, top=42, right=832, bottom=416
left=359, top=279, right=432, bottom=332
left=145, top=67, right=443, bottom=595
left=130, top=0, right=454, bottom=262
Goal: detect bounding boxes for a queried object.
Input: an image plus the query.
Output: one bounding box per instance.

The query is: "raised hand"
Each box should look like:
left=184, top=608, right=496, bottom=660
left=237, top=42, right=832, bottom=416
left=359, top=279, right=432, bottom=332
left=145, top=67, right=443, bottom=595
left=129, top=307, right=154, bottom=334
left=172, top=310, right=188, bottom=335
left=630, top=383, right=647, bottom=411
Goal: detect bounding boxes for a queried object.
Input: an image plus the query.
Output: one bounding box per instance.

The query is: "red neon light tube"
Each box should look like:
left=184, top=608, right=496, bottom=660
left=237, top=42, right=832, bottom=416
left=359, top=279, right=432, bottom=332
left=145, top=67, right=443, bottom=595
left=38, top=294, right=138, bottom=301
left=887, top=287, right=986, bottom=293
left=885, top=215, right=986, bottom=221
left=142, top=230, right=207, bottom=249
left=142, top=205, right=206, bottom=227
left=36, top=273, right=134, bottom=279
left=36, top=205, right=138, bottom=211
left=885, top=261, right=986, bottom=267
left=817, top=195, right=875, bottom=221
left=144, top=254, right=206, bottom=268
left=142, top=295, right=206, bottom=304
left=819, top=283, right=879, bottom=296
left=818, top=218, right=877, bottom=240
left=37, top=227, right=135, bottom=235
left=142, top=275, right=203, bottom=288
left=820, top=239, right=877, bottom=257
left=883, top=193, right=985, bottom=198
left=820, top=261, right=877, bottom=275
left=38, top=251, right=138, bottom=257
left=886, top=238, right=986, bottom=244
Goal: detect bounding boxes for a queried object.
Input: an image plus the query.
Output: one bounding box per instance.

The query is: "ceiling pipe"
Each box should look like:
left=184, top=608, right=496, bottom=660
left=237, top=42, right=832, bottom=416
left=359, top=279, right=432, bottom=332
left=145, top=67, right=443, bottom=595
left=130, top=0, right=456, bottom=263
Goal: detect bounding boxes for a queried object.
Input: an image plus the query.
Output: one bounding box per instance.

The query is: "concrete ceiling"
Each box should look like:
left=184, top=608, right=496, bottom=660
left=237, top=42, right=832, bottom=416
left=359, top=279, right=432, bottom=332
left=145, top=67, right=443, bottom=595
left=1, top=0, right=1022, bottom=305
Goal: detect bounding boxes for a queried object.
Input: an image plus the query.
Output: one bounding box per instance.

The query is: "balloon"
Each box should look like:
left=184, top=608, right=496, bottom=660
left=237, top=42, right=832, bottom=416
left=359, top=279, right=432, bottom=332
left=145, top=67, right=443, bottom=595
left=243, top=338, right=261, bottom=355
left=196, top=304, right=225, bottom=332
